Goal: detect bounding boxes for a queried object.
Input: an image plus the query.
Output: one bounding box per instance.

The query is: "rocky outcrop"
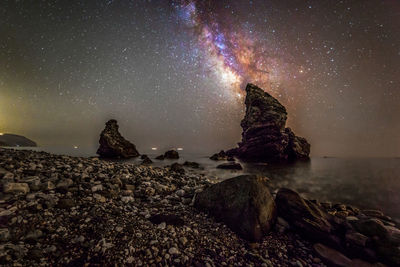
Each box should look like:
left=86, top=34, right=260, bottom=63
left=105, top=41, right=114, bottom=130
left=275, top=188, right=400, bottom=266
left=96, top=119, right=139, bottom=158
left=194, top=175, right=276, bottom=242
left=0, top=134, right=37, bottom=147
left=226, top=83, right=310, bottom=162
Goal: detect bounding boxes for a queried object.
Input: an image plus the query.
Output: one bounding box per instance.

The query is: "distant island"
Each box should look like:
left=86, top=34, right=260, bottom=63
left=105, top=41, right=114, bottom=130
left=0, top=133, right=37, bottom=147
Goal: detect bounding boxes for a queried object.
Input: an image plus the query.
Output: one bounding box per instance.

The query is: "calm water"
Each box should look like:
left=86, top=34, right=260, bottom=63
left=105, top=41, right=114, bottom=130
left=12, top=146, right=400, bottom=221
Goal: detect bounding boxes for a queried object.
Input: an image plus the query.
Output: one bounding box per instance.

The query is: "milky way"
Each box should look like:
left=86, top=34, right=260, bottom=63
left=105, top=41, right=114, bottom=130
left=1, top=0, right=399, bottom=156
left=174, top=0, right=302, bottom=103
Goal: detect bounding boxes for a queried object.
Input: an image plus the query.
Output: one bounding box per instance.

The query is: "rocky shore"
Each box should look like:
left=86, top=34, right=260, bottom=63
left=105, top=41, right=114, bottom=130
left=0, top=148, right=399, bottom=266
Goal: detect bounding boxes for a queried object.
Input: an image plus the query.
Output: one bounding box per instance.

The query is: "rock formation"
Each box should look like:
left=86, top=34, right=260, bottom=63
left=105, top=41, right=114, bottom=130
left=0, top=134, right=37, bottom=147
left=226, top=83, right=310, bottom=162
left=194, top=175, right=276, bottom=242
left=156, top=150, right=180, bottom=160
left=96, top=119, right=139, bottom=158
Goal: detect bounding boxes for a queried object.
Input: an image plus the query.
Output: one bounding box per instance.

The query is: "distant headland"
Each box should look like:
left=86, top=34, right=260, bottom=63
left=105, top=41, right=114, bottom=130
left=0, top=133, right=37, bottom=147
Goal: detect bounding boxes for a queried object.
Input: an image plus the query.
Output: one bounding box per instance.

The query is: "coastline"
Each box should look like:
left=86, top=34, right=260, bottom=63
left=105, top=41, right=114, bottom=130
left=0, top=148, right=399, bottom=266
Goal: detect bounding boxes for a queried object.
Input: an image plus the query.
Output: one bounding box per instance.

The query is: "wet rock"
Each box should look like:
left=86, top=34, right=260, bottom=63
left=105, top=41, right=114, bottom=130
left=3, top=182, right=30, bottom=194
left=96, top=119, right=140, bottom=158
left=216, top=162, right=243, bottom=170
left=164, top=150, right=179, bottom=159
left=155, top=154, right=165, bottom=160
left=194, top=175, right=276, bottom=242
left=170, top=163, right=185, bottom=174
left=141, top=155, right=153, bottom=165
left=210, top=150, right=228, bottom=161
left=313, top=243, right=352, bottom=267
left=353, top=219, right=389, bottom=239
left=183, top=161, right=200, bottom=168
left=275, top=188, right=333, bottom=245
left=225, top=83, right=310, bottom=162
left=345, top=231, right=369, bottom=247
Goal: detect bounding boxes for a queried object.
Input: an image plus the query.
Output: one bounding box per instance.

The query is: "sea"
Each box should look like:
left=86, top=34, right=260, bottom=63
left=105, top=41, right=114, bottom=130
left=11, top=146, right=400, bottom=221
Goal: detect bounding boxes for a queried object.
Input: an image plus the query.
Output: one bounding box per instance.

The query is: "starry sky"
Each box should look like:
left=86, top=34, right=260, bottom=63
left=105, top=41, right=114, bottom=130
left=1, top=0, right=399, bottom=156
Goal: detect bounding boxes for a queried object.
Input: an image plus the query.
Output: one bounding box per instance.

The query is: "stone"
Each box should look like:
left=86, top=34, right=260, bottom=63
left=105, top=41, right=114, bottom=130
left=57, top=198, right=76, bottom=209
left=216, top=162, right=243, bottom=170
left=353, top=219, right=389, bottom=239
left=3, top=182, right=30, bottom=194
left=313, top=243, right=352, bottom=267
left=170, top=163, right=185, bottom=174
left=96, top=119, right=140, bottom=158
left=141, top=155, right=153, bottom=165
left=183, top=161, right=200, bottom=168
left=194, top=175, right=276, bottom=242
left=210, top=150, right=228, bottom=161
left=164, top=150, right=179, bottom=159
left=225, top=83, right=310, bottom=162
left=275, top=188, right=334, bottom=244
left=345, top=231, right=369, bottom=247
left=149, top=214, right=184, bottom=226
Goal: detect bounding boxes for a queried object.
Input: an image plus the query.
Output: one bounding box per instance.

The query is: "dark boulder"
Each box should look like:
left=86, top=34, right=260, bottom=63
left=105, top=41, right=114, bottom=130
left=164, top=150, right=179, bottom=159
left=141, top=155, right=153, bottom=165
left=226, top=84, right=310, bottom=162
left=155, top=154, right=165, bottom=160
left=210, top=150, right=228, bottom=161
left=170, top=163, right=185, bottom=174
left=216, top=162, right=243, bottom=170
left=96, top=120, right=139, bottom=159
left=275, top=188, right=334, bottom=245
left=194, top=175, right=276, bottom=242
left=183, top=161, right=200, bottom=168
left=157, top=150, right=179, bottom=160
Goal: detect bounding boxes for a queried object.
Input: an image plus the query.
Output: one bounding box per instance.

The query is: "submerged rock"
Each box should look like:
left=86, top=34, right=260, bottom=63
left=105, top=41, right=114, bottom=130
left=210, top=150, right=228, bottom=161
left=141, top=155, right=153, bottom=165
left=216, top=162, right=243, bottom=170
left=194, top=175, right=276, bottom=242
left=96, top=119, right=139, bottom=158
left=225, top=83, right=310, bottom=162
left=183, top=161, right=200, bottom=168
left=156, top=150, right=179, bottom=160
left=164, top=150, right=179, bottom=159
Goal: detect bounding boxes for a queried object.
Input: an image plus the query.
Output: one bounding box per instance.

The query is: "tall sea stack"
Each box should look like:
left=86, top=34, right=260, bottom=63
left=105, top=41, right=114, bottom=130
left=226, top=83, right=310, bottom=162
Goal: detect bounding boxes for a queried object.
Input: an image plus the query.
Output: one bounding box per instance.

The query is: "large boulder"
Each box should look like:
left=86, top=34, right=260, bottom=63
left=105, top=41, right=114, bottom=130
left=225, top=83, right=310, bottom=162
left=96, top=119, right=139, bottom=158
left=194, top=175, right=276, bottom=242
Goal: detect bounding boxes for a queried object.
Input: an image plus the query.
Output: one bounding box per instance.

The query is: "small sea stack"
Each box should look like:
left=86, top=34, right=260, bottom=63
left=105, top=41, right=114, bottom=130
left=96, top=119, right=140, bottom=159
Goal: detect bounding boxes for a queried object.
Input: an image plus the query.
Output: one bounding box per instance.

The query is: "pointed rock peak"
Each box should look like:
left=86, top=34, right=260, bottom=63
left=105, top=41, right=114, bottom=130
left=97, top=119, right=139, bottom=159
left=226, top=83, right=310, bottom=162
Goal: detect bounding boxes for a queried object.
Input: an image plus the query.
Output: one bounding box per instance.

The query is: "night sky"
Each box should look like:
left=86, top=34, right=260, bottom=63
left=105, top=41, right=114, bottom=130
left=1, top=0, right=399, bottom=156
